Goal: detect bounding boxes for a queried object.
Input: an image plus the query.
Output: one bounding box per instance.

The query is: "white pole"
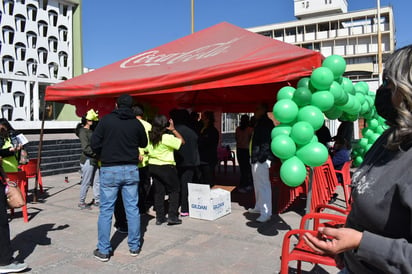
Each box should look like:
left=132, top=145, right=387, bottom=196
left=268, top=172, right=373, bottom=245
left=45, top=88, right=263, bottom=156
left=377, top=0, right=382, bottom=85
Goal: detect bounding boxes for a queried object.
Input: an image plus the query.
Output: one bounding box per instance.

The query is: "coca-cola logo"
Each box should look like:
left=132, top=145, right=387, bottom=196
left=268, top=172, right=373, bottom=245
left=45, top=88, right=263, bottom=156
left=120, top=37, right=241, bottom=68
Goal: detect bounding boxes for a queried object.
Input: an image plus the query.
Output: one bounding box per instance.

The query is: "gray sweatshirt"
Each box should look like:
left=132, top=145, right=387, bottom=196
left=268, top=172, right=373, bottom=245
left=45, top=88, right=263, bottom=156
left=344, top=128, right=412, bottom=273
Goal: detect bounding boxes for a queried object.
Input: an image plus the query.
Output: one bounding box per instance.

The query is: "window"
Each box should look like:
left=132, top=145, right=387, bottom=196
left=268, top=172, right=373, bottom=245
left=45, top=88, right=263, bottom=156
left=58, top=51, right=68, bottom=67
left=59, top=4, right=68, bottom=16
left=27, top=4, right=37, bottom=21
left=38, top=21, right=48, bottom=37
left=48, top=36, right=58, bottom=52
left=48, top=10, right=58, bottom=27
left=4, top=0, right=14, bottom=16
left=2, top=56, right=14, bottom=73
left=274, top=30, right=283, bottom=37
left=2, top=26, right=14, bottom=44
left=58, top=25, right=68, bottom=41
left=40, top=0, right=48, bottom=10
left=285, top=27, right=296, bottom=36
left=15, top=14, right=26, bottom=32
left=26, top=31, right=37, bottom=48
left=27, top=58, right=37, bottom=75
left=37, top=48, right=48, bottom=64
left=15, top=43, right=26, bottom=60
left=48, top=62, right=58, bottom=78
left=258, top=31, right=272, bottom=38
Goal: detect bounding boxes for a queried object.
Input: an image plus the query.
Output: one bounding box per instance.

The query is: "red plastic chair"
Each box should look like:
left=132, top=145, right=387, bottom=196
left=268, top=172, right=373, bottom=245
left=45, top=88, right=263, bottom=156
left=280, top=212, right=347, bottom=274
left=6, top=171, right=29, bottom=222
left=217, top=146, right=236, bottom=174
left=19, top=159, right=43, bottom=193
left=335, top=161, right=353, bottom=208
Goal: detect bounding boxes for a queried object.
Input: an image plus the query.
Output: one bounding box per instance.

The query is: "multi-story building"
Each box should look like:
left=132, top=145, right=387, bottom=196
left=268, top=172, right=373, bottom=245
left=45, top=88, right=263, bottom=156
left=247, top=0, right=395, bottom=136
left=0, top=0, right=82, bottom=130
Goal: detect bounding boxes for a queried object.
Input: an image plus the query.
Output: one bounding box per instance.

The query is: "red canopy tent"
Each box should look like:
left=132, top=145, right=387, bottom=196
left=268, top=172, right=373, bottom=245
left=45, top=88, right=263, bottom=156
left=45, top=22, right=322, bottom=115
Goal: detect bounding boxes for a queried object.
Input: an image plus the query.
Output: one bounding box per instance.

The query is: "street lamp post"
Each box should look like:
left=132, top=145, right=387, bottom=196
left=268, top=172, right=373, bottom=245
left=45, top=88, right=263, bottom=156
left=191, top=0, right=194, bottom=34
left=377, top=0, right=382, bottom=85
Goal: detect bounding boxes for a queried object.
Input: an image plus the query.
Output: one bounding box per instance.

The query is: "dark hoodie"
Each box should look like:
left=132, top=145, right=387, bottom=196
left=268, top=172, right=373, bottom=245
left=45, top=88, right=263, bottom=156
left=91, top=107, right=147, bottom=167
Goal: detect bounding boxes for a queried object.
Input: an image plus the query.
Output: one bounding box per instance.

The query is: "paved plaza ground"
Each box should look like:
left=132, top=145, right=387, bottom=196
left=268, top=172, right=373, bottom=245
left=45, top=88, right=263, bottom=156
left=8, top=169, right=341, bottom=274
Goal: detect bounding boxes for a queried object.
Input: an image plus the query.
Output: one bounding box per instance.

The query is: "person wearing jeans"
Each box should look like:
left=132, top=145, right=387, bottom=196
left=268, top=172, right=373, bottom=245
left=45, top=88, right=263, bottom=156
left=76, top=111, right=100, bottom=209
left=98, top=165, right=140, bottom=255
left=91, top=95, right=147, bottom=262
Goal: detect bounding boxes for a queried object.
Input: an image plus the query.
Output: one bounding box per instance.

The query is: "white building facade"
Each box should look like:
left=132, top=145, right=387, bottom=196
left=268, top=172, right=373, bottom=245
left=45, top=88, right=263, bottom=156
left=0, top=0, right=82, bottom=130
left=247, top=0, right=395, bottom=136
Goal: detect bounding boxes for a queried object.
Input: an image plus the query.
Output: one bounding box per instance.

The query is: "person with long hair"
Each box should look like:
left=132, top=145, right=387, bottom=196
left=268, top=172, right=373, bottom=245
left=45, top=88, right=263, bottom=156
left=148, top=115, right=184, bottom=225
left=303, top=45, right=412, bottom=273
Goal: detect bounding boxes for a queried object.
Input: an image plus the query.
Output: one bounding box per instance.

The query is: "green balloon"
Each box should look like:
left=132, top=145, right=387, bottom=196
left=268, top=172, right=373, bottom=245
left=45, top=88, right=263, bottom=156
left=367, top=118, right=379, bottom=130
left=347, top=96, right=361, bottom=115
left=297, top=77, right=310, bottom=88
left=296, top=142, right=329, bottom=167
left=354, top=82, right=369, bottom=95
left=360, top=101, right=370, bottom=115
left=280, top=156, right=307, bottom=187
left=355, top=93, right=366, bottom=105
left=322, top=55, right=346, bottom=80
left=310, top=67, right=334, bottom=90
left=272, top=99, right=299, bottom=124
left=358, top=138, right=368, bottom=149
left=271, top=134, right=296, bottom=160
left=324, top=106, right=343, bottom=120
left=293, top=87, right=312, bottom=107
left=330, top=81, right=349, bottom=106
left=277, top=86, right=296, bottom=100
left=354, top=156, right=363, bottom=167
left=271, top=124, right=292, bottom=139
left=311, top=90, right=335, bottom=111
left=376, top=126, right=385, bottom=134
left=341, top=77, right=355, bottom=95
left=297, top=105, right=324, bottom=131
left=290, top=121, right=314, bottom=145
left=362, top=127, right=374, bottom=138
left=337, top=94, right=355, bottom=113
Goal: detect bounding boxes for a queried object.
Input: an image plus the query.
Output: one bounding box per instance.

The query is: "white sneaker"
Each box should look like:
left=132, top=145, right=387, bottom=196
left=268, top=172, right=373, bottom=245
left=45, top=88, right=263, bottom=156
left=0, top=261, right=28, bottom=273
left=247, top=208, right=260, bottom=214
left=256, top=215, right=271, bottom=223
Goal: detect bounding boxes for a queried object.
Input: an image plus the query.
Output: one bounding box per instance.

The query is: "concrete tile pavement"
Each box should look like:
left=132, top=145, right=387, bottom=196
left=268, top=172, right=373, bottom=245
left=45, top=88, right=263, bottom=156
left=8, top=170, right=340, bottom=274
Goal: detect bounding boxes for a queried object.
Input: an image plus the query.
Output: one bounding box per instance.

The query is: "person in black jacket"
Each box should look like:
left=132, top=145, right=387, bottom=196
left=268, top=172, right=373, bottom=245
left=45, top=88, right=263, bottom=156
left=247, top=103, right=275, bottom=223
left=169, top=109, right=200, bottom=217
left=91, top=94, right=147, bottom=262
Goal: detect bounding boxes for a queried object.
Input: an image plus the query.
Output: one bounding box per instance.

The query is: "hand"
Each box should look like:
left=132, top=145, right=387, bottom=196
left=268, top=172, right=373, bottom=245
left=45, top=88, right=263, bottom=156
left=302, top=227, right=363, bottom=255
left=167, top=119, right=175, bottom=131
left=138, top=155, right=143, bottom=162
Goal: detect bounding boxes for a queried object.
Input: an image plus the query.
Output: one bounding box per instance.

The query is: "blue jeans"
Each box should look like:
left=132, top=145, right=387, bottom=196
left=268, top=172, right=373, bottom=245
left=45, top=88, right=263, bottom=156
left=97, top=165, right=140, bottom=254
left=79, top=159, right=99, bottom=203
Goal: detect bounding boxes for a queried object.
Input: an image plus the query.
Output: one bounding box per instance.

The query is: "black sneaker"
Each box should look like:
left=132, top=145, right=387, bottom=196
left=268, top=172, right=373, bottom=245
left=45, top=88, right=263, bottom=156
left=155, top=217, right=167, bottom=225
left=129, top=248, right=141, bottom=257
left=78, top=203, right=91, bottom=210
left=0, top=261, right=28, bottom=273
left=167, top=217, right=182, bottom=225
left=93, top=249, right=110, bottom=262
left=116, top=227, right=128, bottom=234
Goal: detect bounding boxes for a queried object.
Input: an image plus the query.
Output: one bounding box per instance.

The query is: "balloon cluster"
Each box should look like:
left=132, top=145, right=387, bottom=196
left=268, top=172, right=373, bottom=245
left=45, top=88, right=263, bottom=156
left=271, top=55, right=384, bottom=187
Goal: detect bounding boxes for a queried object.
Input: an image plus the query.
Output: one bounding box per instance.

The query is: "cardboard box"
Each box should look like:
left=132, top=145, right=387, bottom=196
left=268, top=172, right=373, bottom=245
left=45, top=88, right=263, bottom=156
left=188, top=183, right=233, bottom=220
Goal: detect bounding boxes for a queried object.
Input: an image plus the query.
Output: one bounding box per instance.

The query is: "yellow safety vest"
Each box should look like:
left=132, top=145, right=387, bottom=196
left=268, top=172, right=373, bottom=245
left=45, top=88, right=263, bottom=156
left=2, top=138, right=19, bottom=172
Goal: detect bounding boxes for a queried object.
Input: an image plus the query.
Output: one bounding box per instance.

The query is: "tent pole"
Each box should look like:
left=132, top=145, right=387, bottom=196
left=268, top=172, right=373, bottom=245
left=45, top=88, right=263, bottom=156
left=304, top=167, right=314, bottom=229
left=33, top=100, right=47, bottom=203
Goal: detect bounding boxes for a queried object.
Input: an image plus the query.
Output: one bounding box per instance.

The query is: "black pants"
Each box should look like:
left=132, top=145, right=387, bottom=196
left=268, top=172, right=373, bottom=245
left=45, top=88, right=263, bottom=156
left=0, top=183, right=13, bottom=265
left=177, top=166, right=196, bottom=213
left=149, top=164, right=180, bottom=220
left=137, top=166, right=152, bottom=213
left=236, top=148, right=253, bottom=188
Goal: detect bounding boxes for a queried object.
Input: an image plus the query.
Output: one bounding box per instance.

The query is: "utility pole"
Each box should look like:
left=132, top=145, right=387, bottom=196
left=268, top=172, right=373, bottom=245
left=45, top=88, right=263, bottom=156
left=377, top=0, right=382, bottom=85
left=191, top=0, right=195, bottom=34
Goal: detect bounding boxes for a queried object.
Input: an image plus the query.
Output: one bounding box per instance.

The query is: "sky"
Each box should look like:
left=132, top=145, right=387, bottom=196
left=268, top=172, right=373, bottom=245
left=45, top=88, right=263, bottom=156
left=82, top=0, right=412, bottom=69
